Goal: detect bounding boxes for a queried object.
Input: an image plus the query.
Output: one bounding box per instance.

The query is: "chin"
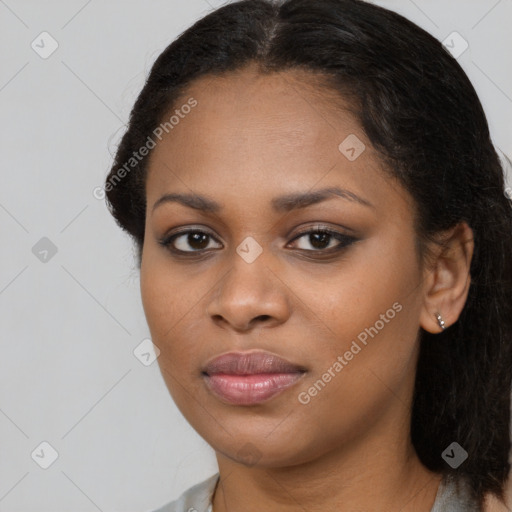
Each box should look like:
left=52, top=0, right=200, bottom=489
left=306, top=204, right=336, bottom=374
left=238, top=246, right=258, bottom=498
left=206, top=429, right=319, bottom=469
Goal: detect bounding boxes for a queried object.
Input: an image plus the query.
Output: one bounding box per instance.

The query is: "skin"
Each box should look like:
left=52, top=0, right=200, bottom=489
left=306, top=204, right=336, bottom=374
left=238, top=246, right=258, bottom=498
left=140, top=63, right=476, bottom=512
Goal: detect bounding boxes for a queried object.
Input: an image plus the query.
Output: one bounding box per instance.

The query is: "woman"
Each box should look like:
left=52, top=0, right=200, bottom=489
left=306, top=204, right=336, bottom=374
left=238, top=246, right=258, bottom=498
left=104, top=0, right=512, bottom=510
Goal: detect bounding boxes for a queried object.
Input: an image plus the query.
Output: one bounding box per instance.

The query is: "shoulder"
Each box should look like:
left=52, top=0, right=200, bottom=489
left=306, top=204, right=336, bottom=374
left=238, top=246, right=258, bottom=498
left=434, top=471, right=512, bottom=512
left=148, top=473, right=219, bottom=512
left=431, top=474, right=479, bottom=512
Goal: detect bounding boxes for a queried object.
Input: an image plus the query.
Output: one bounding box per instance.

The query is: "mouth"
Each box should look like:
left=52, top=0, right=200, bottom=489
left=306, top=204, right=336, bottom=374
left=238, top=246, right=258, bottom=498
left=202, top=351, right=307, bottom=406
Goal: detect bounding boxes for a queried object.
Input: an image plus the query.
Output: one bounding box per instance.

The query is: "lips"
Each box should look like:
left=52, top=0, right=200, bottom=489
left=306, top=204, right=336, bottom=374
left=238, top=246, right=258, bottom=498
left=202, top=351, right=306, bottom=405
left=203, top=351, right=306, bottom=375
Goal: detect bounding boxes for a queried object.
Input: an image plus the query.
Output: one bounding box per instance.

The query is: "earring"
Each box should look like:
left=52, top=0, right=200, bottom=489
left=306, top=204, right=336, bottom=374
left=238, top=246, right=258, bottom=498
left=435, top=312, right=446, bottom=331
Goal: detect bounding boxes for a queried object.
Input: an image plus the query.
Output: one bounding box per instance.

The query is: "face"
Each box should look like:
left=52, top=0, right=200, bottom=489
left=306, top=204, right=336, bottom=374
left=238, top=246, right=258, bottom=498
left=140, top=63, right=428, bottom=468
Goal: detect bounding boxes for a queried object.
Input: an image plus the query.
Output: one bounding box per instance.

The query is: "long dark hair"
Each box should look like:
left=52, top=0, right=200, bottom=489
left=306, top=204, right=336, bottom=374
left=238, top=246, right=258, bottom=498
left=104, top=0, right=512, bottom=507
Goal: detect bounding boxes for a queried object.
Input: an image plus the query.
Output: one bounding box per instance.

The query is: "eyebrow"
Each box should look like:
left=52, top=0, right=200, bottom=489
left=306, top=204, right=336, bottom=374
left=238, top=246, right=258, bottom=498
left=151, top=186, right=375, bottom=214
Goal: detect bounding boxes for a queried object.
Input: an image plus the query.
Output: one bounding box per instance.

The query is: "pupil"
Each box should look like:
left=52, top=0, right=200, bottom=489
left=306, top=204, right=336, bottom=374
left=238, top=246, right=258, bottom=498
left=189, top=233, right=208, bottom=249
left=311, top=233, right=330, bottom=249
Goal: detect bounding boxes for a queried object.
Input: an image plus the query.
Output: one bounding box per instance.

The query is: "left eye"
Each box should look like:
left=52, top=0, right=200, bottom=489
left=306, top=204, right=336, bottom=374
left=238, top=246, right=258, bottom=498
left=288, top=228, right=356, bottom=252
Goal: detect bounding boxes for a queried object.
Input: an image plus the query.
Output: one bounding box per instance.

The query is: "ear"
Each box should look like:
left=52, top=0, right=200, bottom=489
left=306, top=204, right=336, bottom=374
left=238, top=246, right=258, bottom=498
left=419, top=221, right=474, bottom=334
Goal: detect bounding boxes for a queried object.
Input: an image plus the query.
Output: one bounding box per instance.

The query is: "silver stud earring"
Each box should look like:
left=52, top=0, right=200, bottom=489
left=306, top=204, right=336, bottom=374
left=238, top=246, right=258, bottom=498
left=435, top=312, right=445, bottom=331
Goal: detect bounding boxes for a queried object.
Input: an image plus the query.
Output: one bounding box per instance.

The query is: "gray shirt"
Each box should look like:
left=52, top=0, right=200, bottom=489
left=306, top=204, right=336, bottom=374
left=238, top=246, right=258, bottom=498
left=150, top=472, right=479, bottom=512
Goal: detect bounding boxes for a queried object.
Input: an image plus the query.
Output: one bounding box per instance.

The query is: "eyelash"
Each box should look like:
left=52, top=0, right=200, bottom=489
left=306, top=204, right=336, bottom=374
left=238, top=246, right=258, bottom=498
left=158, top=225, right=358, bottom=258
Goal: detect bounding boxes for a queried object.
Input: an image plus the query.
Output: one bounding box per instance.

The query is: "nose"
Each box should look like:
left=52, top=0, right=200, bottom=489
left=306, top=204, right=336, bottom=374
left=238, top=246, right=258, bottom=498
left=206, top=253, right=291, bottom=332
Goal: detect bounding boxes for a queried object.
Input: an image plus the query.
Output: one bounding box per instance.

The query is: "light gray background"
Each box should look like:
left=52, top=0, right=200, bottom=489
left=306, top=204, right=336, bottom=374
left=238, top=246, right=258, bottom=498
left=1, top=1, right=511, bottom=511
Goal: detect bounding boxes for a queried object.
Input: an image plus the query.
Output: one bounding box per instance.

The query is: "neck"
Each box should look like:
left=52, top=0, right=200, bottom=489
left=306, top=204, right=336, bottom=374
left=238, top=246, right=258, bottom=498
left=212, top=448, right=441, bottom=512
left=211, top=401, right=442, bottom=512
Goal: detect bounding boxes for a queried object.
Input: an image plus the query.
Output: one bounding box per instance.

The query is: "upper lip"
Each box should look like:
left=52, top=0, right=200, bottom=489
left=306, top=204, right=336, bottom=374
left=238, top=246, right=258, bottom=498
left=202, top=351, right=307, bottom=375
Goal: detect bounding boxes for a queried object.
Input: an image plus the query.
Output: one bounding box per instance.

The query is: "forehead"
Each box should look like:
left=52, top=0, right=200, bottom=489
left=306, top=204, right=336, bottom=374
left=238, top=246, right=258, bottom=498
left=145, top=64, right=413, bottom=220
left=150, top=64, right=357, bottom=166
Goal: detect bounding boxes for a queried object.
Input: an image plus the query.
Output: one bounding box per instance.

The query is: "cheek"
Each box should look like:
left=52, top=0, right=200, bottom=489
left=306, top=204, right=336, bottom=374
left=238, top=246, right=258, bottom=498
left=140, top=251, right=200, bottom=338
left=296, top=233, right=423, bottom=389
left=140, top=260, right=206, bottom=409
left=140, top=256, right=193, bottom=365
left=140, top=270, right=174, bottom=340
left=297, top=239, right=418, bottom=341
left=139, top=251, right=224, bottom=391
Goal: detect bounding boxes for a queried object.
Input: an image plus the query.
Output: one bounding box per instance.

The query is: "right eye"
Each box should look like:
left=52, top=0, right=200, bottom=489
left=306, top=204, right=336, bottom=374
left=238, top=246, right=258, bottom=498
left=159, top=229, right=223, bottom=254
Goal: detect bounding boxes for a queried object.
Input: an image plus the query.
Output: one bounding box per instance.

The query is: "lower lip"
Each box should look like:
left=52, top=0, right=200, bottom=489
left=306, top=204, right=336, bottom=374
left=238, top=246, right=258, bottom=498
left=203, top=372, right=305, bottom=405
